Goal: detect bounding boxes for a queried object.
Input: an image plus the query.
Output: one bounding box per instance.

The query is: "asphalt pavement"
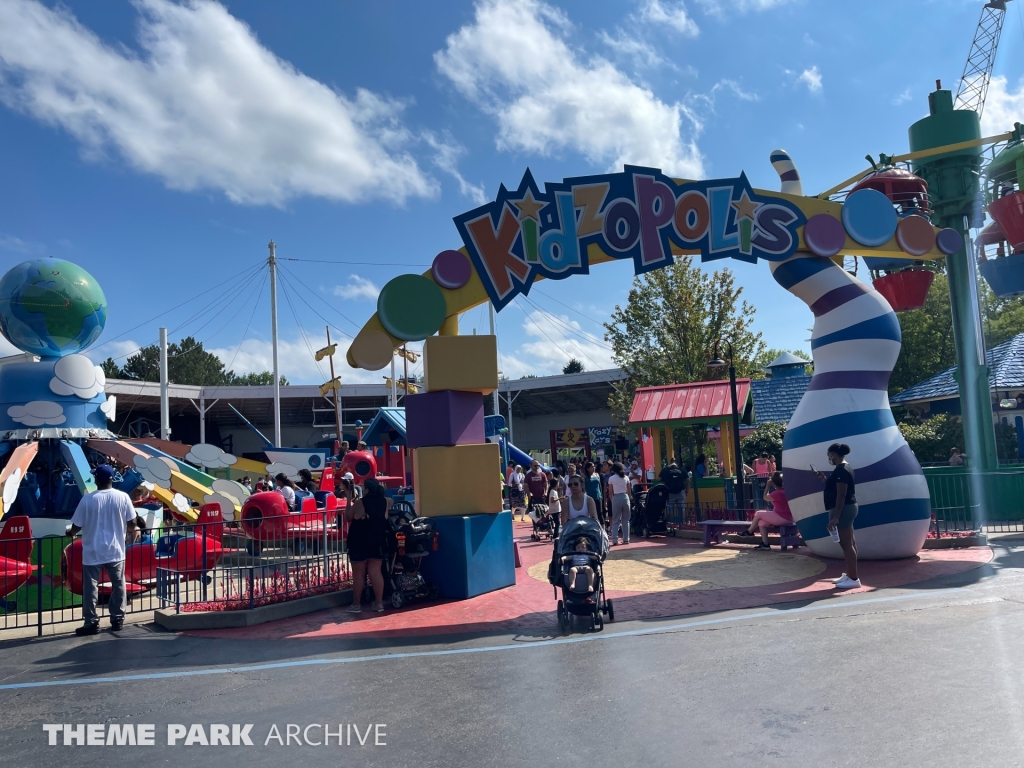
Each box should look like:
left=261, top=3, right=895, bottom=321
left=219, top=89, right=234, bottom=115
left=2, top=538, right=1024, bottom=768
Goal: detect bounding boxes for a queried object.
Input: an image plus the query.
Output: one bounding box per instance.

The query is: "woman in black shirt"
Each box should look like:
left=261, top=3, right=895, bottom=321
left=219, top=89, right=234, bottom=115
left=813, top=442, right=860, bottom=589
left=344, top=477, right=390, bottom=613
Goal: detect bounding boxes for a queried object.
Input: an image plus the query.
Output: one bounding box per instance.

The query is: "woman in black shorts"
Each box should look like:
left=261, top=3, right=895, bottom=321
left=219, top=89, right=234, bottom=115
left=344, top=477, right=390, bottom=613
left=813, top=442, right=859, bottom=590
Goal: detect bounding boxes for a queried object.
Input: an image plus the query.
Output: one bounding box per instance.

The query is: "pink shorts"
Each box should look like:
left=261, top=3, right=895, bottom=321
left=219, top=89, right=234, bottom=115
left=752, top=509, right=791, bottom=527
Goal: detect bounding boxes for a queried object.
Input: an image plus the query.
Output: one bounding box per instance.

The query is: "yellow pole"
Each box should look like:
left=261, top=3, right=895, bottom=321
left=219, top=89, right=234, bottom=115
left=651, top=427, right=663, bottom=475
left=719, top=420, right=733, bottom=478
left=439, top=315, right=459, bottom=335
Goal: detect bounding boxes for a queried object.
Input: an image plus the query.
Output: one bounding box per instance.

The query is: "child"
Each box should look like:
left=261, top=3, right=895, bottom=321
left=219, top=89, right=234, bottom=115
left=563, top=538, right=596, bottom=593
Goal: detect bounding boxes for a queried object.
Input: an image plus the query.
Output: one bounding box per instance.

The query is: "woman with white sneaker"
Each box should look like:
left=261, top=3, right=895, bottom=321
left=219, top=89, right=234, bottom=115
left=813, top=443, right=860, bottom=589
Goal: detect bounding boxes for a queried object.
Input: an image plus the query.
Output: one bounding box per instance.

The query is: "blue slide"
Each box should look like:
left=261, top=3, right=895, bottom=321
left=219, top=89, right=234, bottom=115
left=495, top=437, right=538, bottom=469
left=60, top=440, right=97, bottom=496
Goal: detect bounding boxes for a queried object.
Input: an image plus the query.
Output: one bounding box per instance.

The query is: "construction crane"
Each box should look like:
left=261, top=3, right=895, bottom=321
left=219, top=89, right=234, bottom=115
left=955, top=0, right=1013, bottom=117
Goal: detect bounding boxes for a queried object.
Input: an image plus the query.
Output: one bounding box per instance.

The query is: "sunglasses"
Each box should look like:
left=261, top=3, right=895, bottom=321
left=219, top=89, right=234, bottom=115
left=569, top=482, right=582, bottom=488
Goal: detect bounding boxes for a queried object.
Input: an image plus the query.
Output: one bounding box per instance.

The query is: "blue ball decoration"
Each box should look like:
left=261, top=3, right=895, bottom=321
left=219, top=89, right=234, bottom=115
left=842, top=188, right=898, bottom=248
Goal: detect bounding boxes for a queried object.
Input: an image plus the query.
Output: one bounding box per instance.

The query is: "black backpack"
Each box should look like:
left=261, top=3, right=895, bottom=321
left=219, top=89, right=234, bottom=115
left=662, top=466, right=685, bottom=494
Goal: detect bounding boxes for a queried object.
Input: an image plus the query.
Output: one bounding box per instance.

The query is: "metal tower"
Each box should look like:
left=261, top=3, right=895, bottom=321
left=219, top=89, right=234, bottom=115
left=955, top=0, right=1013, bottom=118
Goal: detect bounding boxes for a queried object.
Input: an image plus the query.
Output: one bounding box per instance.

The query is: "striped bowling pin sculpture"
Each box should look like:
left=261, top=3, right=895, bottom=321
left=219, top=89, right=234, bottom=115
left=769, top=254, right=930, bottom=558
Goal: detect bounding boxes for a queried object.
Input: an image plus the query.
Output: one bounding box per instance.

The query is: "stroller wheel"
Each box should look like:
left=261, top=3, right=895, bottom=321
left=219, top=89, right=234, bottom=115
left=595, top=612, right=604, bottom=631
left=428, top=585, right=439, bottom=600
left=590, top=614, right=597, bottom=631
left=531, top=533, right=540, bottom=542
left=557, top=600, right=567, bottom=631
left=390, top=591, right=405, bottom=609
left=606, top=599, right=615, bottom=622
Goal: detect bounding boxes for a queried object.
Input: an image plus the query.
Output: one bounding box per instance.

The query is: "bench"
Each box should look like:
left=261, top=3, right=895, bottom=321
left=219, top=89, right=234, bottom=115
left=699, top=520, right=802, bottom=550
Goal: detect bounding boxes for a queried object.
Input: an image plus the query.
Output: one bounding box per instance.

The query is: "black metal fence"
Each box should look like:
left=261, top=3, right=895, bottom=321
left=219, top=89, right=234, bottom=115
left=0, top=512, right=351, bottom=634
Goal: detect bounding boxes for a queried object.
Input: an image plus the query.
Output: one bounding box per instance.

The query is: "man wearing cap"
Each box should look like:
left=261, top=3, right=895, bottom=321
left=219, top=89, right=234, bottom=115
left=68, top=465, right=147, bottom=636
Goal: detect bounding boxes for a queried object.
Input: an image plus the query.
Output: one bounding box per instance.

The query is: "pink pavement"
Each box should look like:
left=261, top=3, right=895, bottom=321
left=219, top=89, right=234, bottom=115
left=186, top=521, right=992, bottom=641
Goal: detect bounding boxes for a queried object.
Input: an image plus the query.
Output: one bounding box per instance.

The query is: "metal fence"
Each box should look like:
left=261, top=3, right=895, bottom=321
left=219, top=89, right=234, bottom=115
left=0, top=511, right=351, bottom=634
left=924, top=468, right=1024, bottom=533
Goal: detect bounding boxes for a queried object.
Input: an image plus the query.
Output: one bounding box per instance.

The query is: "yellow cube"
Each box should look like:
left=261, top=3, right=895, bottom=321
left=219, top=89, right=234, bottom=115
left=423, top=335, right=498, bottom=395
left=413, top=443, right=503, bottom=517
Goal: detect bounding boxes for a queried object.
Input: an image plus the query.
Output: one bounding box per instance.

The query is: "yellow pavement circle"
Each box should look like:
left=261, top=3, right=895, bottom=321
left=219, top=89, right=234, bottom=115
left=528, top=545, right=826, bottom=592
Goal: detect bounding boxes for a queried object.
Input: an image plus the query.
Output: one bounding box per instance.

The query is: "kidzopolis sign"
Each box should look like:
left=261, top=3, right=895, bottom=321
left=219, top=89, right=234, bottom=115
left=453, top=166, right=806, bottom=310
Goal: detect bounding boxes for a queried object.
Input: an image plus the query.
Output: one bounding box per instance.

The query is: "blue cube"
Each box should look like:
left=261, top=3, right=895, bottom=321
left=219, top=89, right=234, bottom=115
left=420, top=511, right=515, bottom=599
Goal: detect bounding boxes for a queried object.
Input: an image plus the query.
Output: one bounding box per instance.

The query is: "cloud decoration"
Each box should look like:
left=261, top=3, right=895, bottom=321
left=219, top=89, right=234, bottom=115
left=172, top=493, right=191, bottom=514
left=212, top=478, right=249, bottom=501
left=49, top=354, right=105, bottom=399
left=185, top=443, right=236, bottom=469
left=133, top=455, right=176, bottom=488
left=2, top=468, right=21, bottom=514
left=203, top=492, right=239, bottom=522
left=8, top=401, right=66, bottom=426
left=265, top=462, right=299, bottom=480
left=100, top=396, right=117, bottom=421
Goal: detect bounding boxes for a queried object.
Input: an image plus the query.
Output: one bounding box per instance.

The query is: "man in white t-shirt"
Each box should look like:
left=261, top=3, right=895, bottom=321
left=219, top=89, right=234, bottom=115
left=68, top=465, right=147, bottom=636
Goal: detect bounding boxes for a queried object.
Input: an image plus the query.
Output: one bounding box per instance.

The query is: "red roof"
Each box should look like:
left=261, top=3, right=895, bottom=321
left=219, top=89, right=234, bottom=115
left=628, top=379, right=751, bottom=425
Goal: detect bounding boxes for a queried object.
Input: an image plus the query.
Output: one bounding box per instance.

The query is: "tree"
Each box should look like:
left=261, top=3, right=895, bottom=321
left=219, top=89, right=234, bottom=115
left=100, top=357, right=122, bottom=379
left=117, top=335, right=281, bottom=386
left=604, top=257, right=765, bottom=424
left=898, top=413, right=1017, bottom=463
left=741, top=421, right=787, bottom=465
left=562, top=358, right=584, bottom=375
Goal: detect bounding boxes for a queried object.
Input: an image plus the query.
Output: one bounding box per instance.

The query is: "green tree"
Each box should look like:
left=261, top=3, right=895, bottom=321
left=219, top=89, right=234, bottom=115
left=120, top=345, right=160, bottom=382
left=741, top=421, right=787, bottom=465
left=118, top=335, right=281, bottom=386
left=100, top=357, right=122, bottom=379
left=562, top=358, right=584, bottom=374
left=603, top=257, right=765, bottom=424
left=889, top=274, right=956, bottom=395
left=230, top=371, right=289, bottom=386
left=898, top=413, right=1017, bottom=463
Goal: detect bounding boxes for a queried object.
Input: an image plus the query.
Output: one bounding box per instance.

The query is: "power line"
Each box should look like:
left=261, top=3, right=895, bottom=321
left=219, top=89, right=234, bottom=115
left=90, top=260, right=265, bottom=353
left=277, top=272, right=329, bottom=382
left=224, top=271, right=268, bottom=375
left=281, top=258, right=431, bottom=267
left=512, top=299, right=602, bottom=371
left=518, top=293, right=614, bottom=351
left=276, top=262, right=361, bottom=332
left=275, top=269, right=354, bottom=343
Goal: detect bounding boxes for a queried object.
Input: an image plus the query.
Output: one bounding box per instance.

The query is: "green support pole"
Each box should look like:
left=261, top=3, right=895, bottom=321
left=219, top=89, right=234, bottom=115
left=909, top=87, right=999, bottom=474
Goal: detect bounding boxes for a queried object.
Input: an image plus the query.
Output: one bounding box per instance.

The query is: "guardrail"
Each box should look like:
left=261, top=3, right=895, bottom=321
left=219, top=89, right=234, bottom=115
left=0, top=511, right=350, bottom=634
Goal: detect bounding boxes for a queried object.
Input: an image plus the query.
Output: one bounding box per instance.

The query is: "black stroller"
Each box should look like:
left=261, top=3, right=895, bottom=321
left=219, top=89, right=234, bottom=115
left=528, top=501, right=559, bottom=541
left=549, top=517, right=614, bottom=632
left=632, top=484, right=669, bottom=538
left=363, top=501, right=439, bottom=608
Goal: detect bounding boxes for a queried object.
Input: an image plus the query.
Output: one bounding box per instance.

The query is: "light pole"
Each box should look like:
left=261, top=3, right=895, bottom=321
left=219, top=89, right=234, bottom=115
left=707, top=340, right=745, bottom=512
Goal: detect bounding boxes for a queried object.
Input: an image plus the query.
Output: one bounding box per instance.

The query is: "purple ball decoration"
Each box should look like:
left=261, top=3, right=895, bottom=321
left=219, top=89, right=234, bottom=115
left=431, top=250, right=472, bottom=290
left=803, top=214, right=846, bottom=257
left=936, top=228, right=964, bottom=256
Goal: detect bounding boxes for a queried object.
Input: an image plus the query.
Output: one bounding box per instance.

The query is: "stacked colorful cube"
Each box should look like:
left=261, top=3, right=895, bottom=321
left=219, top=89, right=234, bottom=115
left=406, top=335, right=514, bottom=598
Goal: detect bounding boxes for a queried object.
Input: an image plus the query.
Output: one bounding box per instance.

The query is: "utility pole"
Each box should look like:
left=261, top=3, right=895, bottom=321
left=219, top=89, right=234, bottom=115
left=269, top=240, right=281, bottom=447
left=159, top=327, right=169, bottom=440
left=326, top=326, right=342, bottom=441
left=489, top=302, right=499, bottom=417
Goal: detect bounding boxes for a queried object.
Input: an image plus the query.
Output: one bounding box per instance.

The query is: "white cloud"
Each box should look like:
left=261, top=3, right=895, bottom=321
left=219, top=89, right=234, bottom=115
left=332, top=276, right=381, bottom=302
left=798, top=66, right=822, bottom=94
left=639, top=0, right=699, bottom=36
left=981, top=76, right=1024, bottom=137
left=49, top=354, right=105, bottom=399
left=7, top=401, right=65, bottom=426
left=892, top=88, right=912, bottom=106
left=424, top=132, right=487, bottom=204
left=695, top=0, right=793, bottom=15
left=598, top=30, right=675, bottom=70
left=134, top=454, right=176, bottom=488
left=0, top=0, right=436, bottom=206
left=0, top=232, right=45, bottom=255
left=2, top=468, right=22, bottom=514
left=434, top=0, right=703, bottom=178
left=209, top=335, right=399, bottom=385
left=186, top=443, right=237, bottom=469
left=500, top=308, right=614, bottom=379
left=171, top=492, right=192, bottom=514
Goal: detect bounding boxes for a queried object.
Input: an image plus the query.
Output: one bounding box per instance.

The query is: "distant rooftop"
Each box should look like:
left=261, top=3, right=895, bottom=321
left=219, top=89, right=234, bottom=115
left=891, top=333, right=1024, bottom=405
left=766, top=352, right=810, bottom=369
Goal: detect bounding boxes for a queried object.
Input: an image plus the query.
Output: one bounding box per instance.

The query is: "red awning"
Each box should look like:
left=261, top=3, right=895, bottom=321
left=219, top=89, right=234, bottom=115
left=627, top=379, right=751, bottom=426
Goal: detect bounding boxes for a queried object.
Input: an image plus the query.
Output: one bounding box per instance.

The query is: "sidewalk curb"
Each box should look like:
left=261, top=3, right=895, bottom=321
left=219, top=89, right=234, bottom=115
left=155, top=589, right=354, bottom=631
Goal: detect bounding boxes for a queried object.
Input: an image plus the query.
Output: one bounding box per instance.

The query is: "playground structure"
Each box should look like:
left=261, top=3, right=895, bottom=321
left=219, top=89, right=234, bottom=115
left=346, top=90, right=1024, bottom=559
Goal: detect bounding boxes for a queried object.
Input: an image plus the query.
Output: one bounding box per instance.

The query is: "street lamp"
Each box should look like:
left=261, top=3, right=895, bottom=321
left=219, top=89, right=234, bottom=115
left=707, top=339, right=746, bottom=512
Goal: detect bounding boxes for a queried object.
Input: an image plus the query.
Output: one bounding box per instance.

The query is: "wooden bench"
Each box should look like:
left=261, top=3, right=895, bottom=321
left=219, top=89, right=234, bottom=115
left=699, top=520, right=802, bottom=550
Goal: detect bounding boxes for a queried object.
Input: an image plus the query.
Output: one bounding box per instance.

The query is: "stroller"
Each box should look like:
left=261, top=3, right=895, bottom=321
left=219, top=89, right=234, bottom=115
left=549, top=517, right=614, bottom=632
left=632, top=485, right=669, bottom=538
left=528, top=501, right=559, bottom=541
left=362, top=501, right=439, bottom=608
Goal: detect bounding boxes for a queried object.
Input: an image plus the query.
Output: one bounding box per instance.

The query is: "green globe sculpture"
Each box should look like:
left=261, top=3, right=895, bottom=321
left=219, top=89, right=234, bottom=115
left=0, top=259, right=107, bottom=358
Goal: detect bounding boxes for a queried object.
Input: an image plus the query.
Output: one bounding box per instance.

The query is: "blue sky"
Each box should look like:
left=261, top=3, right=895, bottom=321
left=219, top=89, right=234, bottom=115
left=0, top=0, right=1022, bottom=384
